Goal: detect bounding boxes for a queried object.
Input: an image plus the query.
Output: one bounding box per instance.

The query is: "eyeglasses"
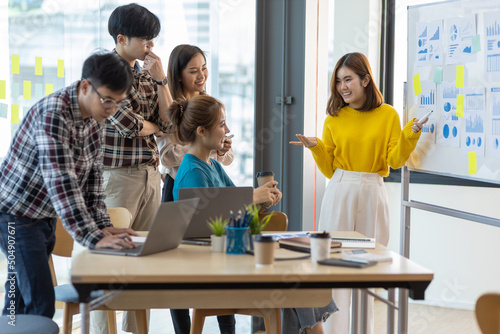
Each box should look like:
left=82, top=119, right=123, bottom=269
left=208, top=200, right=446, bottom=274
left=88, top=81, right=126, bottom=109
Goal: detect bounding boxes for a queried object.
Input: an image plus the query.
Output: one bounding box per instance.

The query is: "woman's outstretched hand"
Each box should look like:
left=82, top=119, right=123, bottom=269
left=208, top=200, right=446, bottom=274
left=289, top=134, right=318, bottom=148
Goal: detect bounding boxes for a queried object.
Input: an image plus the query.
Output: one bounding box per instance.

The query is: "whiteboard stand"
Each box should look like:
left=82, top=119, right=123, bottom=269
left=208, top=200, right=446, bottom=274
left=399, top=165, right=500, bottom=333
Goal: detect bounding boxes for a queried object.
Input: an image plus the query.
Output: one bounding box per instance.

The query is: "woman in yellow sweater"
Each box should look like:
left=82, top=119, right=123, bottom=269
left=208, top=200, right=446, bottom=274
left=290, top=52, right=426, bottom=334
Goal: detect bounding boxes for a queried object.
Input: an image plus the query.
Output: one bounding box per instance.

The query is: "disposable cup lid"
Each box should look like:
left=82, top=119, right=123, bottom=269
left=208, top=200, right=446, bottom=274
left=256, top=171, right=274, bottom=178
left=253, top=235, right=275, bottom=242
left=309, top=231, right=330, bottom=238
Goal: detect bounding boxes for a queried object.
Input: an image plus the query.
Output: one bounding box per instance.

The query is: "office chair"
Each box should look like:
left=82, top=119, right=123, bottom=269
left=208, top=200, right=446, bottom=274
left=50, top=207, right=148, bottom=334
left=191, top=212, right=288, bottom=334
left=475, top=292, right=500, bottom=334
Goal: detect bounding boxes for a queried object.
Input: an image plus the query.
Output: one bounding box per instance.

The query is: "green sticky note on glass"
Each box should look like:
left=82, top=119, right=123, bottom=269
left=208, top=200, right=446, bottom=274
left=433, top=67, right=443, bottom=84
left=0, top=81, right=6, bottom=99
left=413, top=73, right=422, bottom=96
left=12, top=83, right=19, bottom=97
left=35, top=83, right=43, bottom=99
left=456, top=94, right=465, bottom=117
left=23, top=106, right=29, bottom=119
left=57, top=59, right=64, bottom=78
left=456, top=65, right=464, bottom=88
left=23, top=81, right=31, bottom=100
left=46, top=83, right=53, bottom=96
left=35, top=56, right=43, bottom=76
left=468, top=151, right=477, bottom=175
left=0, top=103, right=7, bottom=118
left=11, top=104, right=19, bottom=124
left=472, top=35, right=481, bottom=54
left=12, top=55, right=20, bottom=74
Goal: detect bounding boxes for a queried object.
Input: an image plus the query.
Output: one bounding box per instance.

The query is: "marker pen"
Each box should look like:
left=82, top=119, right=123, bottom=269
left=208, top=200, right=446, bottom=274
left=417, top=110, right=433, bottom=125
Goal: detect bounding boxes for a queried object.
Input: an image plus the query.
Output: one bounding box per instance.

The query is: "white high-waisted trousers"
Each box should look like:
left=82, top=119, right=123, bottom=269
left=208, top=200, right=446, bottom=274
left=318, top=169, right=390, bottom=334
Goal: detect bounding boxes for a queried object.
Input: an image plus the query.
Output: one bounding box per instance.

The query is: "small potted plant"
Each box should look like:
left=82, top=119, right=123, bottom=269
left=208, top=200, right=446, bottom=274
left=207, top=216, right=229, bottom=252
left=245, top=204, right=273, bottom=250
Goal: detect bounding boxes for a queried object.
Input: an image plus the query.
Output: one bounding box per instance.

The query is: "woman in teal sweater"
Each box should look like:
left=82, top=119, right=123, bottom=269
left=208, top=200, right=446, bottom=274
left=170, top=95, right=337, bottom=334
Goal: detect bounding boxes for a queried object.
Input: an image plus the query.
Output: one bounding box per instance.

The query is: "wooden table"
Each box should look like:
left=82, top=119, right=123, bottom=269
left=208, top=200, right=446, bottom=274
left=71, top=232, right=433, bottom=334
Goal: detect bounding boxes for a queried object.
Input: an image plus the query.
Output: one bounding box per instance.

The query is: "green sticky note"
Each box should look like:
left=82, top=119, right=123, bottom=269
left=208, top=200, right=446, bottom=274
left=45, top=83, right=53, bottom=96
left=472, top=35, right=481, bottom=54
left=456, top=65, right=464, bottom=88
left=0, top=103, right=7, bottom=118
left=23, top=106, right=29, bottom=119
left=11, top=104, right=19, bottom=124
left=35, top=83, right=43, bottom=99
left=23, top=81, right=31, bottom=100
left=57, top=59, right=64, bottom=78
left=12, top=83, right=19, bottom=97
left=433, top=67, right=443, bottom=84
left=35, top=56, right=43, bottom=76
left=413, top=73, right=422, bottom=96
left=456, top=94, right=465, bottom=117
left=0, top=80, right=5, bottom=99
left=11, top=55, right=19, bottom=74
left=468, top=151, right=477, bottom=175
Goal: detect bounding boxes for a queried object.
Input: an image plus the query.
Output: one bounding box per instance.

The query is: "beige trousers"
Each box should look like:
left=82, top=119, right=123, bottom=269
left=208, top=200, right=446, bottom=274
left=90, top=164, right=160, bottom=334
left=319, top=169, right=390, bottom=334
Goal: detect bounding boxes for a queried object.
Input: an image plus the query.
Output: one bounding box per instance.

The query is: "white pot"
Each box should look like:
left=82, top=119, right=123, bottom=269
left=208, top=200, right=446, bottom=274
left=211, top=235, right=226, bottom=252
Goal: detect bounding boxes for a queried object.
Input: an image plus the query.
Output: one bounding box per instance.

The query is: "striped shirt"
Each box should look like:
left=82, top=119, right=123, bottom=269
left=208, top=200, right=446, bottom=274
left=0, top=81, right=112, bottom=248
left=102, top=60, right=172, bottom=168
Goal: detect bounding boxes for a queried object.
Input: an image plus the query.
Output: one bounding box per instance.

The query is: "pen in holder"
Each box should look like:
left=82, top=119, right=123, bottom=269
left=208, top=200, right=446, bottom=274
left=225, top=226, right=249, bottom=255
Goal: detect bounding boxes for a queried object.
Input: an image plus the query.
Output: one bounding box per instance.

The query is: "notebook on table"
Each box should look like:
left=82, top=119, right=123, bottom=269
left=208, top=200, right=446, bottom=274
left=278, top=236, right=342, bottom=253
left=331, top=237, right=376, bottom=249
left=178, top=186, right=253, bottom=240
left=90, top=198, right=199, bottom=256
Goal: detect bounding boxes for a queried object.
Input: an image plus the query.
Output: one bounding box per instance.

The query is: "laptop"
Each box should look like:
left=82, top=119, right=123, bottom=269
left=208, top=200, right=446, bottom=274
left=90, top=198, right=200, bottom=256
left=178, top=187, right=253, bottom=240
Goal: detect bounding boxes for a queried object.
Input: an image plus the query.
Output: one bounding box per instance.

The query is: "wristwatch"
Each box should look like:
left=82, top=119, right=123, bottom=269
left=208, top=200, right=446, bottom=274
left=155, top=77, right=168, bottom=85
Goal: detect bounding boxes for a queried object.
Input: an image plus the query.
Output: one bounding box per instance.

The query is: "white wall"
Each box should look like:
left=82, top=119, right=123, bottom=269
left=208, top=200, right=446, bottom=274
left=386, top=181, right=500, bottom=310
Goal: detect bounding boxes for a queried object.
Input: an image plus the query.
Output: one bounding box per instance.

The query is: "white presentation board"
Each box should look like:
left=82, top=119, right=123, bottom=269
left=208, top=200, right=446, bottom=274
left=407, top=0, right=500, bottom=184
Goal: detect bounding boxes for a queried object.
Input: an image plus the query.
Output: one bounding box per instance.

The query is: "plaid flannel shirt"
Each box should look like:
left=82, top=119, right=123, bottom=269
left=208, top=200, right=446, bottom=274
left=0, top=81, right=112, bottom=248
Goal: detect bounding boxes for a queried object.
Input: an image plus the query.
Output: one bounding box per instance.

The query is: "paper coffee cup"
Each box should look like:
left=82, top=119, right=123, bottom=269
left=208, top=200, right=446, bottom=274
left=253, top=235, right=275, bottom=267
left=309, top=231, right=331, bottom=262
left=256, top=171, right=274, bottom=187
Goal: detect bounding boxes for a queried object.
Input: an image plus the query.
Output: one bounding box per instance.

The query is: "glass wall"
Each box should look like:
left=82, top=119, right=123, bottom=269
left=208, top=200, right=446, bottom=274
left=0, top=0, right=256, bottom=185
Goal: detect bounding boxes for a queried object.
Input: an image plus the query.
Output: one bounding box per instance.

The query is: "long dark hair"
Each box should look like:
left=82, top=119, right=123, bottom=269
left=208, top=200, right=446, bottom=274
left=326, top=52, right=383, bottom=116
left=167, top=44, right=206, bottom=100
left=168, top=95, right=224, bottom=144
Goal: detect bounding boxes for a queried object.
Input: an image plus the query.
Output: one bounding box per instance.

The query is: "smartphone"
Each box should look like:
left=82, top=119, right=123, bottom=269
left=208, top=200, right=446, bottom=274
left=225, top=134, right=234, bottom=139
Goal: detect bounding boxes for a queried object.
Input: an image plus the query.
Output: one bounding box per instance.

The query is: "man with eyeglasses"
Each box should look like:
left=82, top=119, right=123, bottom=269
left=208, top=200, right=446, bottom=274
left=0, top=52, right=137, bottom=320
left=91, top=3, right=173, bottom=334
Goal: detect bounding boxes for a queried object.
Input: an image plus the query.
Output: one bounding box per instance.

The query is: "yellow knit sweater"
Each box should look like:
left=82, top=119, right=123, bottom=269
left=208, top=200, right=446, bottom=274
left=309, top=104, right=421, bottom=178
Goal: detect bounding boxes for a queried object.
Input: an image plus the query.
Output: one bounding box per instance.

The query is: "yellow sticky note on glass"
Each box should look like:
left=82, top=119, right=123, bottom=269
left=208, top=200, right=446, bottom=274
left=456, top=94, right=464, bottom=117
left=456, top=65, right=464, bottom=88
left=413, top=73, right=422, bottom=96
left=23, top=81, right=31, bottom=100
left=46, top=83, right=53, bottom=96
left=468, top=151, right=477, bottom=175
left=11, top=105, right=19, bottom=124
left=12, top=55, right=20, bottom=74
left=0, top=81, right=6, bottom=99
left=57, top=59, right=65, bottom=78
left=35, top=57, right=43, bottom=76
left=472, top=35, right=481, bottom=53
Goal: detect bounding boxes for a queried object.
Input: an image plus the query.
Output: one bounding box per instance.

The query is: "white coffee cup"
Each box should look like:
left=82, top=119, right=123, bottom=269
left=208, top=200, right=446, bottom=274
left=309, top=231, right=331, bottom=262
left=253, top=235, right=275, bottom=267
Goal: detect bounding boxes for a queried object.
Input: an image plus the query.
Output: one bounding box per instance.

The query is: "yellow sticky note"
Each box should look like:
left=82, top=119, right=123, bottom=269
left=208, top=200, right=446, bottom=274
left=413, top=73, right=422, bottom=96
left=12, top=55, right=20, bottom=74
left=456, top=94, right=464, bottom=117
left=35, top=56, right=43, bottom=76
left=45, top=83, right=53, bottom=96
left=57, top=59, right=64, bottom=78
left=11, top=105, right=19, bottom=124
left=23, top=81, right=31, bottom=100
left=468, top=151, right=477, bottom=175
left=456, top=65, right=464, bottom=88
left=0, top=80, right=5, bottom=99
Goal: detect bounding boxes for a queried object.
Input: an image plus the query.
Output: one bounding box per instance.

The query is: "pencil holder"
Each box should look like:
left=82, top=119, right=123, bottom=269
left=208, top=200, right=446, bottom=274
left=225, top=226, right=249, bottom=255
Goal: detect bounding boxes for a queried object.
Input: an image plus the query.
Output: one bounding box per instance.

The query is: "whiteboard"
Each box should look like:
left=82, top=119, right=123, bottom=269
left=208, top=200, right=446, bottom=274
left=406, top=0, right=500, bottom=184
